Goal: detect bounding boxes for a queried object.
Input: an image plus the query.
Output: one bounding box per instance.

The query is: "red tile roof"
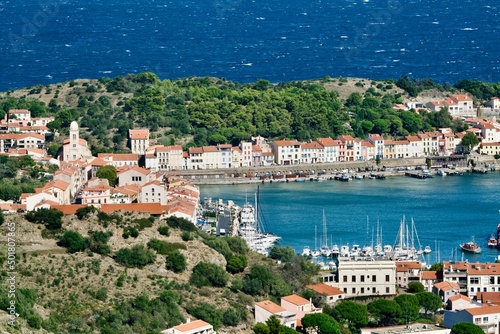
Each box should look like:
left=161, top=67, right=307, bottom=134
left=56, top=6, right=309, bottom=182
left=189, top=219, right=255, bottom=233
left=281, top=294, right=310, bottom=306
left=306, top=283, right=345, bottom=296
left=255, top=300, right=286, bottom=314
left=129, top=129, right=149, bottom=140
left=172, top=320, right=212, bottom=333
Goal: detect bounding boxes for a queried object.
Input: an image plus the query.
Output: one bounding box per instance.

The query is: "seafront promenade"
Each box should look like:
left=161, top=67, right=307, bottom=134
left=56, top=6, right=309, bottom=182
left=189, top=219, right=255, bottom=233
left=170, top=155, right=497, bottom=185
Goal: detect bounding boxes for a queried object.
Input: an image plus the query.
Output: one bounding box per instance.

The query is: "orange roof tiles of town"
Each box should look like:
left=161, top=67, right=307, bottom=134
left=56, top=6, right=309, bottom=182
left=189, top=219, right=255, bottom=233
left=317, top=137, right=337, bottom=146
left=202, top=146, right=219, bottom=152
left=189, top=147, right=203, bottom=154
left=421, top=271, right=437, bottom=280
left=273, top=139, right=302, bottom=146
left=9, top=109, right=30, bottom=114
left=466, top=305, right=500, bottom=316
left=173, top=320, right=211, bottom=332
left=281, top=294, right=310, bottom=306
left=301, top=141, right=323, bottom=149
left=306, top=283, right=344, bottom=296
left=396, top=261, right=422, bottom=271
left=476, top=292, right=500, bottom=303
left=448, top=294, right=471, bottom=303
left=434, top=281, right=459, bottom=291
left=129, top=129, right=149, bottom=139
left=255, top=300, right=286, bottom=313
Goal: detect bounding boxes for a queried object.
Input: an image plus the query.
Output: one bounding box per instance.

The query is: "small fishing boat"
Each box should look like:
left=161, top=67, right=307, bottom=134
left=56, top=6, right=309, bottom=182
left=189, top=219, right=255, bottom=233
left=488, top=234, right=498, bottom=248
left=460, top=236, right=481, bottom=254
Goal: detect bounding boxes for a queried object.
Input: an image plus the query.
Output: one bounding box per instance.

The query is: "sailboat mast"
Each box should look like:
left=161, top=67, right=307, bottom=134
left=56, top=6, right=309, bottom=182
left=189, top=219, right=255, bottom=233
left=323, top=209, right=327, bottom=247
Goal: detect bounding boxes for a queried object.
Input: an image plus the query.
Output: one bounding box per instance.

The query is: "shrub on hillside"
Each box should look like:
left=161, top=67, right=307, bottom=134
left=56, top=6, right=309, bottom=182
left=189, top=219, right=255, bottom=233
left=166, top=250, right=187, bottom=273
left=58, top=231, right=90, bottom=253
left=26, top=208, right=63, bottom=230
left=226, top=254, right=247, bottom=274
left=164, top=216, right=197, bottom=231
left=147, top=239, right=186, bottom=255
left=190, top=262, right=228, bottom=288
left=187, top=303, right=223, bottom=330
left=76, top=206, right=97, bottom=220
left=115, top=244, right=156, bottom=268
left=157, top=225, right=170, bottom=236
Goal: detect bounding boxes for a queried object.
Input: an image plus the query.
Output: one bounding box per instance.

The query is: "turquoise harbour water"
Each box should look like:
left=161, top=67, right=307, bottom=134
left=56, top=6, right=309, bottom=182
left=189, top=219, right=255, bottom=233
left=201, top=172, right=500, bottom=264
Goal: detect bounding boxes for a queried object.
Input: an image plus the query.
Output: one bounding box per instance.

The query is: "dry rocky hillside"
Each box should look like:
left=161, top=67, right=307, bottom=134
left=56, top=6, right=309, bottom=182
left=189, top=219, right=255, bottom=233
left=0, top=211, right=267, bottom=334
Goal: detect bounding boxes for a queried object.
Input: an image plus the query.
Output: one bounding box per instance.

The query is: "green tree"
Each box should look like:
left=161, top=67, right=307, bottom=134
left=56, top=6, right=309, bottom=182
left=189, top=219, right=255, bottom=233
left=226, top=254, right=248, bottom=273
left=187, top=303, right=223, bottom=330
left=367, top=299, right=402, bottom=326
left=190, top=262, right=228, bottom=288
left=394, top=294, right=421, bottom=323
left=301, top=313, right=340, bottom=334
left=460, top=132, right=480, bottom=153
left=96, top=165, right=118, bottom=187
left=265, top=315, right=281, bottom=334
left=58, top=231, right=90, bottom=253
left=166, top=250, right=187, bottom=273
left=345, top=92, right=362, bottom=107
left=408, top=281, right=425, bottom=293
left=333, top=301, right=368, bottom=329
left=451, top=322, right=484, bottom=334
left=269, top=246, right=295, bottom=263
left=253, top=323, right=271, bottom=334
left=25, top=208, right=63, bottom=230
left=417, top=292, right=443, bottom=315
left=222, top=307, right=243, bottom=326
left=114, top=244, right=156, bottom=268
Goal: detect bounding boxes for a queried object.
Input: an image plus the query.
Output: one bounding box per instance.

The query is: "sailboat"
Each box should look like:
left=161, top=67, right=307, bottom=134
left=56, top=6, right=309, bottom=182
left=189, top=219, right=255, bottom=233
left=391, top=216, right=425, bottom=263
left=311, top=225, right=320, bottom=257
left=319, top=210, right=332, bottom=257
left=238, top=186, right=281, bottom=255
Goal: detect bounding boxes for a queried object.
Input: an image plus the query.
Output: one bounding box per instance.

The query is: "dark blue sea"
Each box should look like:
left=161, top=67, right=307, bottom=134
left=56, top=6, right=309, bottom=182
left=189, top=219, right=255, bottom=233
left=201, top=172, right=500, bottom=264
left=0, top=0, right=499, bottom=91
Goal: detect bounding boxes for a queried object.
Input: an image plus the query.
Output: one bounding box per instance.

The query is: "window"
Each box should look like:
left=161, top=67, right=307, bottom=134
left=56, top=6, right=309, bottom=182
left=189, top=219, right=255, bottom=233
left=470, top=277, right=479, bottom=284
left=343, top=275, right=347, bottom=283
left=352, top=288, right=356, bottom=294
left=352, top=275, right=356, bottom=282
left=361, top=275, right=365, bottom=282
left=372, top=275, right=377, bottom=282
left=361, top=287, right=364, bottom=294
left=385, top=275, right=390, bottom=282
left=343, top=288, right=347, bottom=293
left=386, top=287, right=390, bottom=293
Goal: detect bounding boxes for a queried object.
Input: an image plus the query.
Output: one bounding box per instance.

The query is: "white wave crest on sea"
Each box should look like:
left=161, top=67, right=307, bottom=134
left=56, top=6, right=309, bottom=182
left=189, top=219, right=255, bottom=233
left=461, top=27, right=478, bottom=31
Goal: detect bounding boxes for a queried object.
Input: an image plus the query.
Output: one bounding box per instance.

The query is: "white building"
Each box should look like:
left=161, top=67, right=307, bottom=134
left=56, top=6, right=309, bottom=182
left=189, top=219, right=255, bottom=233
left=129, top=129, right=149, bottom=155
left=271, top=140, right=302, bottom=165
left=322, top=259, right=396, bottom=298
left=61, top=121, right=92, bottom=161
left=444, top=305, right=500, bottom=334
left=254, top=300, right=296, bottom=329
left=161, top=319, right=216, bottom=334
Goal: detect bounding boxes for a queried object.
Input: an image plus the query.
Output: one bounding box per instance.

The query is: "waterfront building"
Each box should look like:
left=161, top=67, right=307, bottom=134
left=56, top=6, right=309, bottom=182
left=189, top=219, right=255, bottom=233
left=201, top=146, right=221, bottom=169
left=480, top=142, right=500, bottom=156
left=252, top=135, right=271, bottom=153
left=301, top=141, right=323, bottom=164
left=252, top=144, right=263, bottom=166
left=188, top=147, right=204, bottom=170
left=261, top=151, right=275, bottom=166
left=444, top=305, right=500, bottom=334
left=271, top=140, right=302, bottom=165
left=477, top=121, right=500, bottom=143
left=231, top=146, right=242, bottom=167
left=128, top=129, right=150, bottom=155
left=145, top=145, right=184, bottom=171
left=338, top=135, right=361, bottom=161
left=218, top=144, right=232, bottom=168
left=367, top=134, right=384, bottom=159
left=317, top=137, right=341, bottom=162
left=240, top=141, right=252, bottom=167
left=360, top=140, right=375, bottom=161
left=405, top=135, right=424, bottom=157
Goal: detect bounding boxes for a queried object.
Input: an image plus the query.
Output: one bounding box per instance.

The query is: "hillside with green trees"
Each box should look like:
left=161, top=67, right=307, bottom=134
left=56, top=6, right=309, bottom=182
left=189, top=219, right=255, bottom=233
left=2, top=74, right=499, bottom=157
left=1, top=210, right=448, bottom=334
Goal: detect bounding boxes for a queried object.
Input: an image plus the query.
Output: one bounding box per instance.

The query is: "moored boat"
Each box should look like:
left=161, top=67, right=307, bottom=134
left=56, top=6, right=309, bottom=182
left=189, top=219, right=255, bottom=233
left=423, top=245, right=432, bottom=254
left=460, top=236, right=481, bottom=254
left=488, top=234, right=498, bottom=248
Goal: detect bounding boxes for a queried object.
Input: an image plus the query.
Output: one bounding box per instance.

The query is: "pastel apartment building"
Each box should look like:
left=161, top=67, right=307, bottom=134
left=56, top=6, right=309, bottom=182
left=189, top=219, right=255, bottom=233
left=443, top=94, right=474, bottom=118
left=305, top=283, right=345, bottom=305
left=280, top=294, right=322, bottom=322
left=271, top=140, right=302, bottom=165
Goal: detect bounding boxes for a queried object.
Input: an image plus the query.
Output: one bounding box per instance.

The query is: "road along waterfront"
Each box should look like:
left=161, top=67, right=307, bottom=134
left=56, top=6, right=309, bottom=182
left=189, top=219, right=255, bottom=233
left=200, top=170, right=500, bottom=264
